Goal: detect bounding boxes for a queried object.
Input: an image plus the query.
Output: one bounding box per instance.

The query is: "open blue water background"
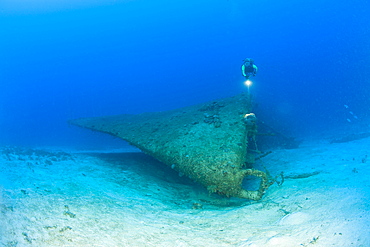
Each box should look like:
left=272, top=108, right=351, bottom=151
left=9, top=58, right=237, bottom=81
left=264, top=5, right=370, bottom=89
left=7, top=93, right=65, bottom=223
left=1, top=0, right=369, bottom=148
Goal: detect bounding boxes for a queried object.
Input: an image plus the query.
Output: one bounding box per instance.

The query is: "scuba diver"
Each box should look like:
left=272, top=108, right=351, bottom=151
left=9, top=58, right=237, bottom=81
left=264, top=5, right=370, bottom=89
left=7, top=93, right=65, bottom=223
left=241, top=58, right=258, bottom=80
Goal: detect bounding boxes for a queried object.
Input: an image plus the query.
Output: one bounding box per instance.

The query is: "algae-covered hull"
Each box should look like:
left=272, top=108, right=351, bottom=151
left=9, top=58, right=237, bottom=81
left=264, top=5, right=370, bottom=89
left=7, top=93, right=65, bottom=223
left=69, top=94, right=271, bottom=200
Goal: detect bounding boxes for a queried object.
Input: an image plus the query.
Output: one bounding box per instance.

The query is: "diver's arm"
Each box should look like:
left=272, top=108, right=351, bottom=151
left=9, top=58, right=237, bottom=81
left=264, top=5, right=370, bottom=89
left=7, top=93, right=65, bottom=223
left=241, top=64, right=248, bottom=77
left=252, top=64, right=258, bottom=76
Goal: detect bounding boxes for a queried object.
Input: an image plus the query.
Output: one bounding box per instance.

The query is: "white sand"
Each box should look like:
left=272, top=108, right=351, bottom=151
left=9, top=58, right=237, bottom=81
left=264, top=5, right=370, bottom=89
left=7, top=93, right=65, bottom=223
left=0, top=138, right=369, bottom=247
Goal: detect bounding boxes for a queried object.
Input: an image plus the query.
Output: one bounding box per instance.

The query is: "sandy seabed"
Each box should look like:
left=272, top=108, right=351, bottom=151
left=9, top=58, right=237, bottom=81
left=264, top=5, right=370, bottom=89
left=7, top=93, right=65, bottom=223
left=0, top=138, right=369, bottom=247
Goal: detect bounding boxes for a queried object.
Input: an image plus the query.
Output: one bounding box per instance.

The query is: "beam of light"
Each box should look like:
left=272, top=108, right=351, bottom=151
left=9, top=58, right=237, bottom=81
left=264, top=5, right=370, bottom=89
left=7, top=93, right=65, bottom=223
left=244, top=79, right=252, bottom=87
left=244, top=79, right=252, bottom=94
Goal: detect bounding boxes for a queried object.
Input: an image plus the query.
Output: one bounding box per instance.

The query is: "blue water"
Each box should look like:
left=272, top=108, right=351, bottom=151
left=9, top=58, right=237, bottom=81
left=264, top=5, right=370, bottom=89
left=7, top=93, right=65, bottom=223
left=1, top=0, right=369, bottom=148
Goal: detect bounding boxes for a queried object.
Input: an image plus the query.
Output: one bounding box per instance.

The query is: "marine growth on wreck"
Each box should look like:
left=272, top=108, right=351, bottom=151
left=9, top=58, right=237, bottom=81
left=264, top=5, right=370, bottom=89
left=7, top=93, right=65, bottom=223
left=69, top=93, right=274, bottom=200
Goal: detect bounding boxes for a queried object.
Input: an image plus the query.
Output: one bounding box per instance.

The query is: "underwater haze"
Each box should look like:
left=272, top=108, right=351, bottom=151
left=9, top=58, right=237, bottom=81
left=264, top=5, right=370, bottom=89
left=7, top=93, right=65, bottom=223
left=1, top=1, right=370, bottom=246
left=1, top=0, right=370, bottom=148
